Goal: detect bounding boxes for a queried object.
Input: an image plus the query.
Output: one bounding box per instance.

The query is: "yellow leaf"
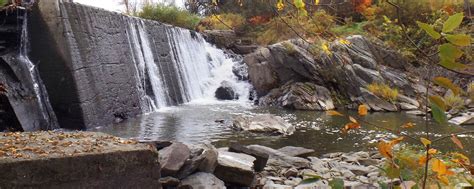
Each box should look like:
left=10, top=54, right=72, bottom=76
left=339, top=39, right=351, bottom=45
left=419, top=156, right=427, bottom=165
left=429, top=95, right=447, bottom=111
left=450, top=134, right=464, bottom=149
left=358, top=104, right=368, bottom=116
left=390, top=137, right=404, bottom=146
left=349, top=116, right=358, bottom=123
left=377, top=137, right=404, bottom=159
left=401, top=122, right=415, bottom=129
left=433, top=77, right=462, bottom=96
left=420, top=137, right=431, bottom=147
left=322, top=42, right=331, bottom=55
left=437, top=175, right=450, bottom=185
left=451, top=152, right=470, bottom=165
left=432, top=158, right=448, bottom=175
left=428, top=148, right=438, bottom=155
left=276, top=1, right=285, bottom=11
left=326, top=110, right=343, bottom=116
left=315, top=0, right=320, bottom=5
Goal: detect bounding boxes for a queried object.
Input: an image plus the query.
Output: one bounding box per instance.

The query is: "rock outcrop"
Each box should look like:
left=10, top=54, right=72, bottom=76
left=215, top=81, right=239, bottom=100
left=233, top=114, right=295, bottom=135
left=244, top=36, right=422, bottom=112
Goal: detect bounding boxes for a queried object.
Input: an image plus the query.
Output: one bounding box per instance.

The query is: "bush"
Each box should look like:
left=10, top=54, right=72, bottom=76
left=367, top=83, right=399, bottom=102
left=444, top=92, right=465, bottom=111
left=468, top=83, right=474, bottom=101
left=198, top=13, right=246, bottom=31
left=138, top=3, right=201, bottom=30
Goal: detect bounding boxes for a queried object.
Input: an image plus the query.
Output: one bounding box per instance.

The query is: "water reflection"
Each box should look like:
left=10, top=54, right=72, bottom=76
left=92, top=103, right=474, bottom=157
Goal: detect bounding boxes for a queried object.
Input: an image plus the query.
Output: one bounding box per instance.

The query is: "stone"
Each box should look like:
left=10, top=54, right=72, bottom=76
left=202, top=30, right=237, bottom=49
left=343, top=165, right=370, bottom=176
left=263, top=181, right=293, bottom=189
left=359, top=88, right=398, bottom=112
left=215, top=81, right=239, bottom=100
left=233, top=114, right=295, bottom=135
left=358, top=158, right=379, bottom=166
left=214, top=151, right=256, bottom=186
left=179, top=172, right=226, bottom=189
left=278, top=146, right=315, bottom=157
left=138, top=139, right=172, bottom=150
left=0, top=131, right=160, bottom=188
left=406, top=110, right=425, bottom=116
left=233, top=45, right=259, bottom=55
left=260, top=82, right=335, bottom=111
left=399, top=102, right=418, bottom=110
left=229, top=143, right=269, bottom=172
left=247, top=145, right=310, bottom=169
left=398, top=94, right=420, bottom=107
left=159, top=142, right=191, bottom=177
left=176, top=143, right=218, bottom=179
left=160, top=177, right=180, bottom=188
left=449, top=113, right=474, bottom=125
left=283, top=168, right=298, bottom=178
left=243, top=47, right=279, bottom=96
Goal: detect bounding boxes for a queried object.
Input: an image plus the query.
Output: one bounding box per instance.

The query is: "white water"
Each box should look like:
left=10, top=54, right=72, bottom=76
left=126, top=19, right=252, bottom=112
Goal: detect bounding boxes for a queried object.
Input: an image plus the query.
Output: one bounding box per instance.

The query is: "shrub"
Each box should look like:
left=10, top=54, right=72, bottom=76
left=198, top=13, right=246, bottom=31
left=138, top=3, right=201, bottom=30
left=0, top=0, right=7, bottom=7
left=282, top=42, right=296, bottom=55
left=367, top=83, right=398, bottom=102
left=468, top=83, right=474, bottom=101
left=444, top=92, right=465, bottom=111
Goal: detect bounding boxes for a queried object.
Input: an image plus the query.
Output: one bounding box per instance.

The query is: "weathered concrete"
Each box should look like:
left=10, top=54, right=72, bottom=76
left=0, top=131, right=161, bottom=188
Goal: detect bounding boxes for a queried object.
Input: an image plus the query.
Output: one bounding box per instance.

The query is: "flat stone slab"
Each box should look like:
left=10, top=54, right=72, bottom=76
left=0, top=131, right=160, bottom=188
left=278, top=146, right=315, bottom=157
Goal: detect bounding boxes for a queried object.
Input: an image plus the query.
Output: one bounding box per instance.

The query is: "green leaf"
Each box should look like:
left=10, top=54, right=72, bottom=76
left=433, top=77, right=462, bottom=96
left=446, top=34, right=471, bottom=47
left=416, top=21, right=441, bottom=39
left=299, top=174, right=321, bottom=184
left=439, top=43, right=463, bottom=60
left=329, top=178, right=344, bottom=189
left=440, top=57, right=467, bottom=70
left=431, top=102, right=448, bottom=124
left=378, top=182, right=390, bottom=189
left=442, top=12, right=464, bottom=33
left=429, top=95, right=447, bottom=111
left=386, top=166, right=401, bottom=179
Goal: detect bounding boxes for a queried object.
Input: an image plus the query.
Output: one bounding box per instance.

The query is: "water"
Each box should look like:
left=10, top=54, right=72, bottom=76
left=93, top=103, right=474, bottom=157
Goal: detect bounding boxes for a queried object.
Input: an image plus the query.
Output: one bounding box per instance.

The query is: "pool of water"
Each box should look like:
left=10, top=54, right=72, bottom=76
left=92, top=102, right=474, bottom=157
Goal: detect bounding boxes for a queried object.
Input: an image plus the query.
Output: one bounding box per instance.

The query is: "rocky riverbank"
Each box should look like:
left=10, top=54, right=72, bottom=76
left=146, top=139, right=397, bottom=189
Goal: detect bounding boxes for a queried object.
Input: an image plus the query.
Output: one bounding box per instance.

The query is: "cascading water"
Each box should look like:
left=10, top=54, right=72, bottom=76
left=127, top=19, right=253, bottom=112
left=16, top=11, right=59, bottom=130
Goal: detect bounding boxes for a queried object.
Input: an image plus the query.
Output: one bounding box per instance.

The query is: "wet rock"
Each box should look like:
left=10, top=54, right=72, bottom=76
left=214, top=151, right=256, bottom=186
left=159, top=142, right=191, bottom=177
left=259, top=82, right=335, bottom=111
left=179, top=172, right=226, bottom=189
left=449, top=113, right=474, bottom=125
left=233, top=114, right=295, bottom=135
left=247, top=145, right=310, bottom=169
left=232, top=61, right=249, bottom=81
left=215, top=81, right=239, bottom=100
left=278, top=146, right=315, bottom=157
left=243, top=48, right=279, bottom=96
left=229, top=143, right=269, bottom=172
left=160, top=177, right=180, bottom=188
left=233, top=45, right=259, bottom=55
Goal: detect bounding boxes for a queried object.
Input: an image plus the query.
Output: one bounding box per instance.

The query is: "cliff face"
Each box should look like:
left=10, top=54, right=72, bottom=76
left=29, top=1, right=188, bottom=129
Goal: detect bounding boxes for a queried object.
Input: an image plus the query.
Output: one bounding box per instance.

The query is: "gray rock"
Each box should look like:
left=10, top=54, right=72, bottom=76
left=229, top=143, right=269, bottom=172
left=278, top=146, right=315, bottom=157
left=159, top=177, right=180, bottom=188
left=215, top=81, right=239, bottom=100
left=283, top=168, right=298, bottom=178
left=406, top=110, right=425, bottom=116
left=398, top=94, right=420, bottom=108
left=248, top=145, right=310, bottom=169
left=399, top=102, right=418, bottom=110
left=179, top=172, right=226, bottom=189
left=359, top=88, right=398, bottom=112
left=177, top=143, right=218, bottom=178
left=159, top=142, right=191, bottom=177
left=263, top=181, right=293, bottom=189
left=214, top=151, right=256, bottom=186
left=233, top=114, right=295, bottom=135
left=243, top=48, right=279, bottom=96
left=343, top=165, right=370, bottom=176
left=449, top=113, right=474, bottom=125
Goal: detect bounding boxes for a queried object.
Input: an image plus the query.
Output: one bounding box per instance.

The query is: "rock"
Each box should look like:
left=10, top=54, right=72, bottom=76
left=232, top=61, right=249, bottom=81
left=159, top=142, right=191, bottom=177
left=343, top=165, right=370, bottom=176
left=159, top=177, right=180, bottom=188
left=233, top=114, right=295, bottom=135
left=179, top=172, right=226, bottom=189
left=247, top=145, right=310, bottom=169
left=398, top=94, right=420, bottom=107
left=259, top=82, right=335, bottom=111
left=278, top=146, right=315, bottom=157
left=358, top=158, right=379, bottom=166
left=215, top=81, right=239, bottom=100
left=243, top=48, right=280, bottom=96
left=406, top=110, right=425, bottom=116
left=138, top=139, right=172, bottom=150
left=263, top=181, right=293, bottom=189
left=202, top=30, right=237, bottom=49
left=233, top=45, right=259, bottom=55
left=449, top=113, right=474, bottom=125
left=283, top=168, right=298, bottom=178
left=359, top=88, right=398, bottom=112
left=229, top=143, right=269, bottom=172
left=176, top=143, right=218, bottom=178
left=214, top=151, right=256, bottom=186
left=399, top=102, right=418, bottom=110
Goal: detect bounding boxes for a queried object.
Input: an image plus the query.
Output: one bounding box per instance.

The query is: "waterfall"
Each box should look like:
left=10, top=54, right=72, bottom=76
left=16, top=11, right=59, bottom=130
left=127, top=19, right=252, bottom=111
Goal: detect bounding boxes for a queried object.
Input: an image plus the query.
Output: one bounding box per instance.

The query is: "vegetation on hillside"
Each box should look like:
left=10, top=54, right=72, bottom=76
left=138, top=3, right=201, bottom=30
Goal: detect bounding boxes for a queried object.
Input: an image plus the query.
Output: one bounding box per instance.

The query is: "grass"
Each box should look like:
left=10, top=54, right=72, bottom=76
left=468, top=82, right=474, bottom=101
left=197, top=13, right=246, bottom=31
left=0, top=0, right=7, bottom=7
left=367, top=83, right=399, bottom=102
left=444, top=93, right=465, bottom=111
left=138, top=3, right=201, bottom=30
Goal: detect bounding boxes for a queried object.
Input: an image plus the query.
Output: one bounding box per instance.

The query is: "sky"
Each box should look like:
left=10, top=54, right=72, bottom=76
left=73, top=0, right=185, bottom=12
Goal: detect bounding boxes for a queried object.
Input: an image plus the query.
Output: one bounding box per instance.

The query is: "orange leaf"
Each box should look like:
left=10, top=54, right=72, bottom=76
left=428, top=148, right=438, bottom=155
left=390, top=137, right=404, bottom=146
left=401, top=122, right=415, bottom=129
left=341, top=122, right=361, bottom=133
left=349, top=116, right=358, bottom=123
left=358, top=104, right=368, bottom=116
left=450, top=134, right=464, bottom=149
left=378, top=140, right=393, bottom=159
left=437, top=175, right=450, bottom=185
left=326, top=110, right=343, bottom=116
left=432, top=158, right=448, bottom=175
left=419, top=156, right=427, bottom=165
left=450, top=152, right=470, bottom=165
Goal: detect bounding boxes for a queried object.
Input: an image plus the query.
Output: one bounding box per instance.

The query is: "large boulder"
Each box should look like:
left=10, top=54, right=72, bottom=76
left=278, top=146, right=315, bottom=157
left=214, top=151, right=256, bottom=186
left=177, top=143, right=218, bottom=178
left=229, top=143, right=269, bottom=172
left=215, top=81, right=239, bottom=100
left=159, top=142, right=191, bottom=177
left=233, top=114, right=295, bottom=135
left=247, top=145, right=311, bottom=169
left=243, top=48, right=280, bottom=96
left=259, top=82, right=335, bottom=111
left=179, top=172, right=226, bottom=189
